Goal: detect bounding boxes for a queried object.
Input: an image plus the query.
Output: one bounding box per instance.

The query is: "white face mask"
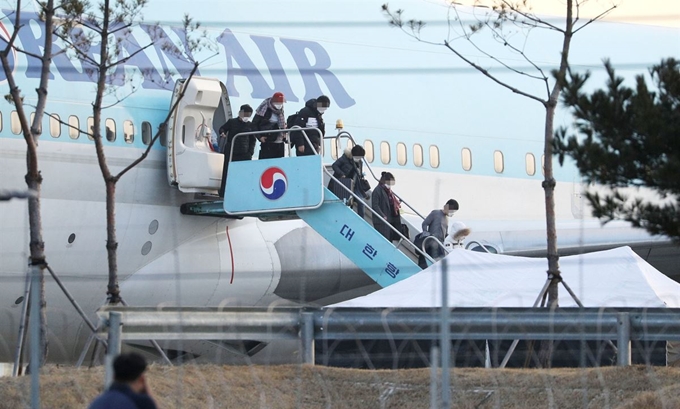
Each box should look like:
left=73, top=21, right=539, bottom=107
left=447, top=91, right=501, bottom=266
left=387, top=181, right=395, bottom=187
left=353, top=157, right=363, bottom=163
left=318, top=107, right=327, bottom=114
left=447, top=212, right=455, bottom=217
left=240, top=115, right=251, bottom=122
left=273, top=103, right=283, bottom=110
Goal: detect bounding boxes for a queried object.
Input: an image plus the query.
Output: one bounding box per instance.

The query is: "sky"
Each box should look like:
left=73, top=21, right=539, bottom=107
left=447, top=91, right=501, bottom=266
left=453, top=0, right=680, bottom=28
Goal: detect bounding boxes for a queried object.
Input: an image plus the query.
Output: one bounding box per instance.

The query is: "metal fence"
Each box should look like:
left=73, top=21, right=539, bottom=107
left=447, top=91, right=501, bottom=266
left=97, top=306, right=680, bottom=373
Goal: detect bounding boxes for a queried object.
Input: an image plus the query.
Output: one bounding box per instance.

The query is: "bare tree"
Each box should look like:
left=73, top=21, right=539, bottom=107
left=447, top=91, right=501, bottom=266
left=383, top=0, right=615, bottom=366
left=1, top=0, right=58, bottom=365
left=52, top=0, right=213, bottom=304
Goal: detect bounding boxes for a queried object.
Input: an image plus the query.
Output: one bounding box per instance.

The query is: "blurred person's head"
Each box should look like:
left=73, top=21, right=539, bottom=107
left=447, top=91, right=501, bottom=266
left=113, top=352, right=149, bottom=393
left=444, top=199, right=459, bottom=216
left=380, top=171, right=395, bottom=188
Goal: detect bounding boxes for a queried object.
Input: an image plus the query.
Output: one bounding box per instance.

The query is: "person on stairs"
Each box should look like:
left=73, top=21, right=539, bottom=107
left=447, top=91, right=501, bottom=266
left=329, top=145, right=370, bottom=217
left=371, top=172, right=401, bottom=241
left=417, top=199, right=459, bottom=268
left=253, top=92, right=286, bottom=159
left=217, top=104, right=254, bottom=197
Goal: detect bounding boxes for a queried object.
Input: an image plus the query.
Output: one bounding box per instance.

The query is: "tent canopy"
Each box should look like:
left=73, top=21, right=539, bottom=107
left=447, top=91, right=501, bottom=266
left=331, top=246, right=680, bottom=309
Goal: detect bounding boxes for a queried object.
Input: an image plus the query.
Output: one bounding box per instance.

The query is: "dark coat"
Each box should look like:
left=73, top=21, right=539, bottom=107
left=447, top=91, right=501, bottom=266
left=291, top=99, right=325, bottom=155
left=218, top=118, right=255, bottom=160
left=88, top=383, right=157, bottom=409
left=328, top=149, right=365, bottom=198
left=371, top=184, right=400, bottom=240
left=252, top=108, right=282, bottom=143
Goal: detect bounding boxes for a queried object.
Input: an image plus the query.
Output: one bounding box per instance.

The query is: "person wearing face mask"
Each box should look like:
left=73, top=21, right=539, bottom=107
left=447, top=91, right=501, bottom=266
left=253, top=92, right=286, bottom=159
left=371, top=172, right=401, bottom=240
left=290, top=95, right=330, bottom=156
left=329, top=145, right=369, bottom=217
left=217, top=104, right=255, bottom=197
left=418, top=199, right=459, bottom=266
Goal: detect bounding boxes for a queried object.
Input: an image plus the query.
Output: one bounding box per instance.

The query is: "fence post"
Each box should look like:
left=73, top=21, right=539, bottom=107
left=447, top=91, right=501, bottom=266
left=300, top=311, right=315, bottom=365
left=617, top=312, right=631, bottom=366
left=104, top=312, right=122, bottom=388
left=29, top=265, right=41, bottom=409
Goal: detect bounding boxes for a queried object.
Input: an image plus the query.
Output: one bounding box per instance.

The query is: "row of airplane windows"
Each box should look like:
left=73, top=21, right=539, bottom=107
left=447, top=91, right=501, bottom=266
left=2, top=110, right=544, bottom=176
left=1, top=110, right=155, bottom=145
left=331, top=139, right=546, bottom=176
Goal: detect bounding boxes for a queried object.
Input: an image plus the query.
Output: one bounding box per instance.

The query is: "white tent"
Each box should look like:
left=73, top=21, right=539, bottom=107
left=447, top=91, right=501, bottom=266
left=332, top=246, right=680, bottom=309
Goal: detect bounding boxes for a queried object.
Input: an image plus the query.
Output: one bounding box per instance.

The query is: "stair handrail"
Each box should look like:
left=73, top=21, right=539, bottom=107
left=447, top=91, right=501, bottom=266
left=332, top=130, right=427, bottom=221
left=421, top=235, right=448, bottom=263
left=324, top=169, right=435, bottom=265
left=227, top=127, right=323, bottom=162
left=464, top=240, right=495, bottom=254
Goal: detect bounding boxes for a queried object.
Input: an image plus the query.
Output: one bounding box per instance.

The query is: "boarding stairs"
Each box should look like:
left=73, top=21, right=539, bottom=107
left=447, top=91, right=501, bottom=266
left=180, top=128, right=445, bottom=287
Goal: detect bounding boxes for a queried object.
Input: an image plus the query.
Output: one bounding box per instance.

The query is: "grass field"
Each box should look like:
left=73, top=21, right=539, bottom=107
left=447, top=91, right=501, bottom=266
left=1, top=365, right=679, bottom=408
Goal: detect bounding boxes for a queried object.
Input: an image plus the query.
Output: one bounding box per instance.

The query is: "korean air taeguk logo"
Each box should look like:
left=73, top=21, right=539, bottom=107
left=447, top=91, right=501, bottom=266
left=260, top=167, right=287, bottom=200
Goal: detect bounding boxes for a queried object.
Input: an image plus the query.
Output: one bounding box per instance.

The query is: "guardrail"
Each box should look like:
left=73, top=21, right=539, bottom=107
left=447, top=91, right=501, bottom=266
left=98, top=306, right=680, bottom=372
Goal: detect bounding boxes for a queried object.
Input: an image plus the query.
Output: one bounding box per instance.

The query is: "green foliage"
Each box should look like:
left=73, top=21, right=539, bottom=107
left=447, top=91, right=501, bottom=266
left=555, top=58, right=680, bottom=239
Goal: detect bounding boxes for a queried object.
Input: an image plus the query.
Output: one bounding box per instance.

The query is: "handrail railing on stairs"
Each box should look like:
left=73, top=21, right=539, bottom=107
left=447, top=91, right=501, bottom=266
left=323, top=168, right=436, bottom=265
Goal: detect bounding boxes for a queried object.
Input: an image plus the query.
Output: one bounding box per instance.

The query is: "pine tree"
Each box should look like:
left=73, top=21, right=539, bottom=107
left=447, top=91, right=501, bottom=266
left=556, top=58, right=680, bottom=240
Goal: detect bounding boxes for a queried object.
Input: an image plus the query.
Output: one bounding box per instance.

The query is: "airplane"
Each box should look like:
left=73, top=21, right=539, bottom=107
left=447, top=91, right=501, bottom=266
left=0, top=0, right=678, bottom=364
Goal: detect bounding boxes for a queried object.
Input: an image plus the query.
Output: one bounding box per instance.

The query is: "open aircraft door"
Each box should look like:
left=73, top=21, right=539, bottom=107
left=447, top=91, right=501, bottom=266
left=167, top=77, right=232, bottom=193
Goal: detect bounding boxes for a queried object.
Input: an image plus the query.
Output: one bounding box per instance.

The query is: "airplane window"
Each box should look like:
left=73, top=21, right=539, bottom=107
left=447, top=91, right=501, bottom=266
left=525, top=153, right=536, bottom=176
left=397, top=142, right=407, bottom=166
left=68, top=116, right=80, bottom=139
left=330, top=137, right=339, bottom=160
left=105, top=119, right=116, bottom=142
left=0, top=111, right=3, bottom=132
left=494, top=150, right=504, bottom=173
left=87, top=117, right=94, bottom=140
left=346, top=139, right=355, bottom=150
left=461, top=148, right=472, bottom=171
left=429, top=145, right=439, bottom=168
left=124, top=120, right=134, bottom=144
left=49, top=114, right=61, bottom=138
left=380, top=141, right=391, bottom=164
left=142, top=121, right=152, bottom=145
left=10, top=111, right=21, bottom=134
left=364, top=140, right=374, bottom=163
left=413, top=144, right=423, bottom=167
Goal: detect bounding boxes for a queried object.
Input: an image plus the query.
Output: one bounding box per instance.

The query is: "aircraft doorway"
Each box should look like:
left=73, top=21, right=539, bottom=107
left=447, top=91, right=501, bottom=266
left=167, top=77, right=233, bottom=194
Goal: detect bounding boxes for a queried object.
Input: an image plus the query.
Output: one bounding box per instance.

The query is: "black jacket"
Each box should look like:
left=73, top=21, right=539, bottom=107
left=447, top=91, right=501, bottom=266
left=252, top=108, right=283, bottom=143
left=331, top=149, right=360, bottom=180
left=218, top=118, right=255, bottom=159
left=291, top=99, right=325, bottom=154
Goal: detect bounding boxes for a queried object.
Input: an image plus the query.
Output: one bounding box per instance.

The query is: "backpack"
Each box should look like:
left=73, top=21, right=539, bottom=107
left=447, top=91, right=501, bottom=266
left=286, top=111, right=300, bottom=129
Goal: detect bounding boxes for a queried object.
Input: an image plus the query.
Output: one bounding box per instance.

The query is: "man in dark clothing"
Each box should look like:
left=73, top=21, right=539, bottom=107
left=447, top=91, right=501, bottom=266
left=291, top=95, right=330, bottom=156
left=88, top=352, right=157, bottom=409
left=253, top=92, right=286, bottom=159
left=329, top=145, right=369, bottom=217
left=218, top=104, right=254, bottom=197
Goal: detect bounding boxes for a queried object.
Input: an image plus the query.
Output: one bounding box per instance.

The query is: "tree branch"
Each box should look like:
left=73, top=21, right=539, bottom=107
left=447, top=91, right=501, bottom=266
left=1, top=4, right=23, bottom=54
left=114, top=62, right=200, bottom=181
left=573, top=5, right=617, bottom=34
left=104, top=42, right=153, bottom=70
left=443, top=40, right=547, bottom=106
left=480, top=21, right=549, bottom=82
left=500, top=0, right=565, bottom=33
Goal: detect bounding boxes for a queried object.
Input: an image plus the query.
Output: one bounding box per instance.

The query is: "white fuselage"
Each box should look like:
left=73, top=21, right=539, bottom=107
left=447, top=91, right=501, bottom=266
left=0, top=0, right=677, bottom=362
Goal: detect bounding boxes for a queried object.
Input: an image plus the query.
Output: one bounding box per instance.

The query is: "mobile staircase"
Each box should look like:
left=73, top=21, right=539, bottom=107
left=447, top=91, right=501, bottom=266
left=181, top=128, right=445, bottom=288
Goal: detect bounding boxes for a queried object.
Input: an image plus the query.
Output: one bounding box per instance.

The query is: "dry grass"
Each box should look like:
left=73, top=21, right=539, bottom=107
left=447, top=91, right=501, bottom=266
left=1, top=365, right=680, bottom=408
